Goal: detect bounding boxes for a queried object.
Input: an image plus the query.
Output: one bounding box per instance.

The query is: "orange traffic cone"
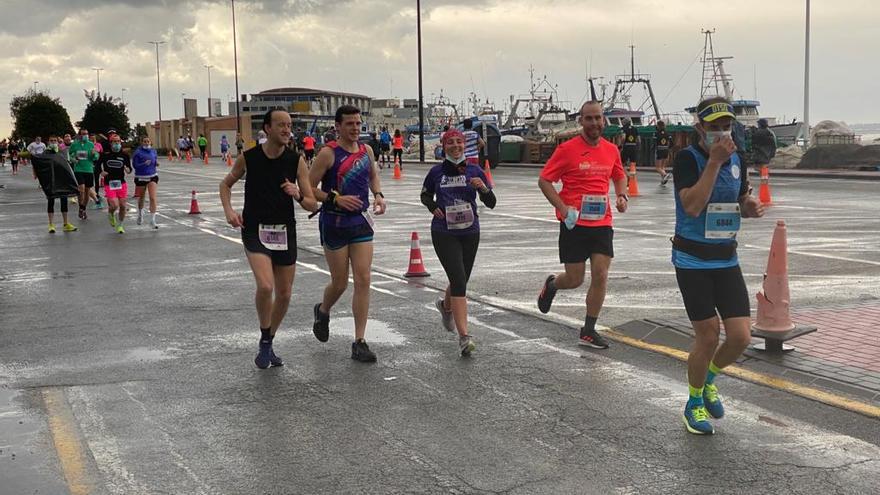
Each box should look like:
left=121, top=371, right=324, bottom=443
left=168, top=150, right=173, bottom=162
left=627, top=162, right=640, bottom=197
left=393, top=158, right=402, bottom=180
left=483, top=159, right=495, bottom=188
left=758, top=165, right=772, bottom=205
left=186, top=151, right=192, bottom=163
left=404, top=232, right=430, bottom=277
left=226, top=154, right=233, bottom=167
left=188, top=190, right=201, bottom=215
left=203, top=153, right=209, bottom=165
left=753, top=220, right=796, bottom=333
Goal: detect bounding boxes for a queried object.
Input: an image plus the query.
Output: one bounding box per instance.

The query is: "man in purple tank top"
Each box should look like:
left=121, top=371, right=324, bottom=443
left=308, top=105, right=387, bottom=363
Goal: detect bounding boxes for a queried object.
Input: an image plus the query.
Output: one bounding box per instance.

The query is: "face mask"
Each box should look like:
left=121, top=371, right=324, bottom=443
left=143, top=145, right=152, bottom=150
left=704, top=130, right=731, bottom=146
left=446, top=154, right=465, bottom=165
left=81, top=135, right=89, bottom=142
left=111, top=143, right=121, bottom=152
left=49, top=144, right=59, bottom=152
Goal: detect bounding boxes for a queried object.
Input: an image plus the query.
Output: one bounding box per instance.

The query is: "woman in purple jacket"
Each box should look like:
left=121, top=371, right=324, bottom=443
left=420, top=129, right=497, bottom=357
left=132, top=136, right=160, bottom=229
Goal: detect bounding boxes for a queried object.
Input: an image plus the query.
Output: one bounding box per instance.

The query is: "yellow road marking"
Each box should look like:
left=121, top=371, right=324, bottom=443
left=603, top=329, right=880, bottom=419
left=42, top=388, right=94, bottom=495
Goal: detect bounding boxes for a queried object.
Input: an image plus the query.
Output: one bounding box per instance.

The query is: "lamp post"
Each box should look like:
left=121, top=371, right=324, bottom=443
left=92, top=67, right=104, bottom=94
left=231, top=0, right=241, bottom=135
left=416, top=0, right=425, bottom=163
left=802, top=0, right=811, bottom=147
left=204, top=64, right=214, bottom=116
left=121, top=88, right=127, bottom=105
left=148, top=41, right=166, bottom=149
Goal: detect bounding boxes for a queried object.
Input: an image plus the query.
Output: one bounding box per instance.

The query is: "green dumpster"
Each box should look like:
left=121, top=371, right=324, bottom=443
left=500, top=142, right=523, bottom=163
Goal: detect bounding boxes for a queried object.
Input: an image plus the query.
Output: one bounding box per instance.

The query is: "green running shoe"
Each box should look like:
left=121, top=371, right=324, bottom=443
left=683, top=403, right=714, bottom=435
left=703, top=384, right=725, bottom=419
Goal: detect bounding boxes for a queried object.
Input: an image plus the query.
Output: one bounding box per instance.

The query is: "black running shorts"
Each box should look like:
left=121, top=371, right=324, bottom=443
left=621, top=146, right=639, bottom=163
left=242, top=224, right=297, bottom=266
left=558, top=224, right=614, bottom=264
left=74, top=171, right=94, bottom=188
left=675, top=266, right=750, bottom=322
left=134, top=176, right=159, bottom=187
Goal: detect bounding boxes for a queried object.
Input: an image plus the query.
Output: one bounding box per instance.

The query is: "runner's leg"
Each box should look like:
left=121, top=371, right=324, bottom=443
left=585, top=253, right=611, bottom=320
left=553, top=262, right=586, bottom=290
left=320, top=245, right=350, bottom=316
left=246, top=251, right=275, bottom=329
left=349, top=241, right=374, bottom=341
left=269, top=264, right=296, bottom=336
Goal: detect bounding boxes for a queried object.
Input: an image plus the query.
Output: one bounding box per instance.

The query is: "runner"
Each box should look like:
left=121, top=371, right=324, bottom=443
left=34, top=136, right=78, bottom=233
left=68, top=128, right=99, bottom=219
left=235, top=133, right=244, bottom=156
left=461, top=118, right=485, bottom=166
left=177, top=135, right=188, bottom=159
left=197, top=134, right=208, bottom=160
left=302, top=133, right=316, bottom=166
left=620, top=118, right=639, bottom=172
left=220, top=109, right=318, bottom=369
left=379, top=127, right=391, bottom=168
left=27, top=136, right=46, bottom=157
left=8, top=140, right=20, bottom=175
left=0, top=139, right=7, bottom=166
left=536, top=100, right=628, bottom=348
left=655, top=120, right=672, bottom=185
left=421, top=128, right=496, bottom=356
left=220, top=135, right=230, bottom=162
left=391, top=129, right=404, bottom=169
left=132, top=135, right=160, bottom=229
left=97, top=133, right=132, bottom=234
left=91, top=134, right=104, bottom=208
left=309, top=105, right=387, bottom=363
left=672, top=97, right=764, bottom=435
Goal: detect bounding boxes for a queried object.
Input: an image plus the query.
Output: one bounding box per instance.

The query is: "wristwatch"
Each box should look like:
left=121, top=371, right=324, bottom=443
left=617, top=194, right=629, bottom=201
left=374, top=192, right=385, bottom=199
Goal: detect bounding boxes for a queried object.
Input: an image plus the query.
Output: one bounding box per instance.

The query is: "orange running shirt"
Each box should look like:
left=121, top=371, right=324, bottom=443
left=539, top=135, right=626, bottom=228
left=302, top=136, right=315, bottom=151
left=393, top=136, right=404, bottom=149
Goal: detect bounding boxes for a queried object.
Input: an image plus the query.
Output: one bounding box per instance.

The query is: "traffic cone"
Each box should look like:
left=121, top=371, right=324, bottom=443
left=393, top=158, right=402, bottom=180
left=226, top=154, right=233, bottom=167
left=168, top=150, right=173, bottom=162
left=483, top=159, right=495, bottom=188
left=188, top=190, right=201, bottom=215
left=404, top=232, right=430, bottom=278
left=758, top=165, right=772, bottom=205
left=203, top=153, right=209, bottom=165
left=627, top=162, right=640, bottom=197
left=753, top=220, right=796, bottom=333
left=186, top=151, right=192, bottom=163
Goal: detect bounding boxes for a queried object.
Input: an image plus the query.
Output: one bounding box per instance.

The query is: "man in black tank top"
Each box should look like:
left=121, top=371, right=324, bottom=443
left=220, top=109, right=318, bottom=369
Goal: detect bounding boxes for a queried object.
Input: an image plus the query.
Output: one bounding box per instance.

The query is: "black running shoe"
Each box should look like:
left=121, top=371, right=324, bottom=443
left=312, top=303, right=330, bottom=342
left=269, top=348, right=284, bottom=367
left=254, top=342, right=272, bottom=369
left=351, top=339, right=377, bottom=363
left=537, top=275, right=557, bottom=314
left=578, top=327, right=610, bottom=349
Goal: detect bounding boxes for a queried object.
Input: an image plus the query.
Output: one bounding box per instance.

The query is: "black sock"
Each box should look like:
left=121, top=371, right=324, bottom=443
left=581, top=316, right=598, bottom=336
left=260, top=327, right=273, bottom=345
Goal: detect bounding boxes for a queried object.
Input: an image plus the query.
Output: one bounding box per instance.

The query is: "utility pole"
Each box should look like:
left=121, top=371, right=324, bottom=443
left=148, top=41, right=166, bottom=149
left=231, top=0, right=241, bottom=135
left=92, top=67, right=104, bottom=94
left=416, top=0, right=425, bottom=163
left=204, top=64, right=214, bottom=116
left=802, top=0, right=811, bottom=147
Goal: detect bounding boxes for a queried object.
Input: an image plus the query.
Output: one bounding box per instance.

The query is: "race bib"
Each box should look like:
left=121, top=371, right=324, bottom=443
left=109, top=180, right=123, bottom=191
left=579, top=195, right=608, bottom=221
left=76, top=150, right=87, bottom=160
left=705, top=203, right=741, bottom=239
left=258, top=224, right=288, bottom=251
left=445, top=202, right=475, bottom=230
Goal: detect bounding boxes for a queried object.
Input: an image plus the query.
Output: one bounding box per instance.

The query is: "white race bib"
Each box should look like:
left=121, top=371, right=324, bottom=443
left=108, top=180, right=123, bottom=191
left=258, top=224, right=288, bottom=251
left=705, top=203, right=741, bottom=239
left=579, top=195, right=608, bottom=221
left=445, top=202, right=475, bottom=230
left=76, top=150, right=87, bottom=160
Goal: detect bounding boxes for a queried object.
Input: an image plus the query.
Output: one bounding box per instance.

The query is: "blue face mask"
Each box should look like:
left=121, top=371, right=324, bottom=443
left=111, top=143, right=122, bottom=152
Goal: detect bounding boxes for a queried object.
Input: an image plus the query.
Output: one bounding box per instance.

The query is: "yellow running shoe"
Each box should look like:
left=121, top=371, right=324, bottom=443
left=48, top=223, right=56, bottom=234
left=63, top=223, right=78, bottom=232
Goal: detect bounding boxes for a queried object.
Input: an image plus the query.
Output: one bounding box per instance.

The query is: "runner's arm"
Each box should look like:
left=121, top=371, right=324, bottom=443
left=219, top=154, right=246, bottom=216
left=366, top=147, right=386, bottom=214
left=677, top=140, right=734, bottom=217
left=296, top=155, right=318, bottom=213
left=308, top=147, right=334, bottom=202
left=538, top=178, right=570, bottom=216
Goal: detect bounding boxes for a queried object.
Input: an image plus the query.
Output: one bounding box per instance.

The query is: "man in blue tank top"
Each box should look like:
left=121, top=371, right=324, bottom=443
left=309, top=105, right=387, bottom=363
left=220, top=109, right=318, bottom=369
left=672, top=97, right=765, bottom=435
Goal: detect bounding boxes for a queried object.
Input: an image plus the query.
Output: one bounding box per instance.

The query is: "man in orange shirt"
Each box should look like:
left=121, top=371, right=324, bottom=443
left=536, top=100, right=628, bottom=348
left=302, top=133, right=316, bottom=165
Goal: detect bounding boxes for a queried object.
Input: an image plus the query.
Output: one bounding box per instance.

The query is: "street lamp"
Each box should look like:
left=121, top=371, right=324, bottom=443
left=182, top=92, right=187, bottom=118
left=121, top=88, right=127, bottom=105
left=92, top=67, right=104, bottom=94
left=204, top=64, right=214, bottom=117
left=802, top=0, right=811, bottom=147
left=231, top=0, right=241, bottom=135
left=416, top=0, right=425, bottom=163
left=148, top=41, right=166, bottom=149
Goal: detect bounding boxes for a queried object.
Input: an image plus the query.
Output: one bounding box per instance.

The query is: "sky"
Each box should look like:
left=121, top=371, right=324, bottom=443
left=1, top=0, right=876, bottom=137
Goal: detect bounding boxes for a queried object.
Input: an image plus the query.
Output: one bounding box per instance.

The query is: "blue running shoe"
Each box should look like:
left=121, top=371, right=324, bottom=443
left=254, top=342, right=272, bottom=369
left=703, top=384, right=725, bottom=419
left=683, top=403, right=715, bottom=435
left=269, top=348, right=284, bottom=367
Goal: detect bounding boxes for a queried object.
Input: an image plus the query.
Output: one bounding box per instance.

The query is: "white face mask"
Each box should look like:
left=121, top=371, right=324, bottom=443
left=446, top=154, right=465, bottom=165
left=705, top=130, right=731, bottom=146
left=143, top=145, right=152, bottom=150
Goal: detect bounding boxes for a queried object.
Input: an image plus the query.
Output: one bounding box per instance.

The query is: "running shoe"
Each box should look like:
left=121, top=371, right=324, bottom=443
left=351, top=339, right=377, bottom=363
left=269, top=348, right=284, bottom=367
left=150, top=216, right=159, bottom=230
left=116, top=224, right=125, bottom=234
left=578, top=327, right=610, bottom=349
left=92, top=199, right=103, bottom=210
left=435, top=298, right=455, bottom=332
left=108, top=211, right=117, bottom=228
left=537, top=275, right=557, bottom=313
left=683, top=403, right=715, bottom=435
left=63, top=223, right=78, bottom=232
left=78, top=208, right=86, bottom=220
left=136, top=209, right=144, bottom=225
left=312, top=303, right=330, bottom=342
left=661, top=172, right=671, bottom=185
left=254, top=342, right=272, bottom=369
left=70, top=197, right=77, bottom=204
left=48, top=223, right=56, bottom=234
left=459, top=335, right=476, bottom=357
left=703, top=384, right=725, bottom=419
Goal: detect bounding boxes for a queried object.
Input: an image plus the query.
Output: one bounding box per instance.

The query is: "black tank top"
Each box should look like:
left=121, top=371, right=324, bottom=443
left=242, top=145, right=299, bottom=230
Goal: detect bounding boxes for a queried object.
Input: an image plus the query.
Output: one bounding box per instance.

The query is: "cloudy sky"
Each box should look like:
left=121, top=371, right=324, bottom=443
left=1, top=0, right=875, bottom=137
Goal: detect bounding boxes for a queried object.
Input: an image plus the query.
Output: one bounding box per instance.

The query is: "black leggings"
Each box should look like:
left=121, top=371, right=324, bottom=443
left=48, top=197, right=69, bottom=214
left=431, top=230, right=479, bottom=297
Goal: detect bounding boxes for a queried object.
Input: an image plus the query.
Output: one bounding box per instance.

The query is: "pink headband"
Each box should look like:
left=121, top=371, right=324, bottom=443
left=441, top=129, right=464, bottom=145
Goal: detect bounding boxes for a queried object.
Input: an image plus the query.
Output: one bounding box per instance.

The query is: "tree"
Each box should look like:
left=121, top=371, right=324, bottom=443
left=78, top=90, right=131, bottom=139
left=9, top=90, right=75, bottom=140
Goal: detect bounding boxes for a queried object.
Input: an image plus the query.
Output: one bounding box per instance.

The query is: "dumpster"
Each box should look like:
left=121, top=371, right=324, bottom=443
left=500, top=142, right=522, bottom=163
